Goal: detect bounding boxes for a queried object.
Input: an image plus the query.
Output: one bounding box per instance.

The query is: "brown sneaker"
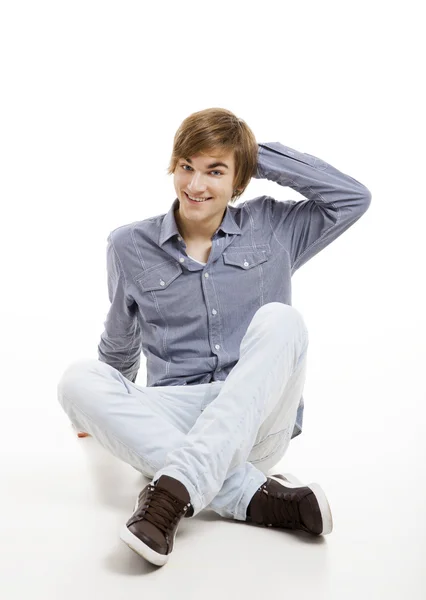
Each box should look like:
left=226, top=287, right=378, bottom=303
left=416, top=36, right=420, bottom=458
left=120, top=475, right=193, bottom=566
left=246, top=473, right=333, bottom=536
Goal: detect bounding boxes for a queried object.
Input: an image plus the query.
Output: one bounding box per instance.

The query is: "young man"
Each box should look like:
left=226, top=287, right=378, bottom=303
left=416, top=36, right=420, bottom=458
left=57, top=107, right=371, bottom=567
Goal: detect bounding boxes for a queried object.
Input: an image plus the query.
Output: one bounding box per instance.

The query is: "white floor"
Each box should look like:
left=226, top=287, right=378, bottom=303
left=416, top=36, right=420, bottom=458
left=2, top=346, right=425, bottom=600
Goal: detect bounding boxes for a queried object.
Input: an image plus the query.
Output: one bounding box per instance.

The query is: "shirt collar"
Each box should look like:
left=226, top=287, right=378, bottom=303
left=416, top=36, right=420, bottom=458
left=159, top=197, right=242, bottom=246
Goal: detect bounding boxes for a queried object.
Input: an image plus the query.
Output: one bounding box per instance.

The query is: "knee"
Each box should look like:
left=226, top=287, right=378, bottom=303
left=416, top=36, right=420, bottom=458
left=256, top=303, right=308, bottom=337
left=57, top=358, right=105, bottom=407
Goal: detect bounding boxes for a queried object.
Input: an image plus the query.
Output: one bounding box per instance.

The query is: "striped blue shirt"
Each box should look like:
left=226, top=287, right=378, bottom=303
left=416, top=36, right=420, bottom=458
left=98, top=142, right=371, bottom=439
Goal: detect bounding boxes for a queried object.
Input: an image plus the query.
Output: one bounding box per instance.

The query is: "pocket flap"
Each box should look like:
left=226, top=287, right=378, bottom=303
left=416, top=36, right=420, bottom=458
left=137, top=261, right=183, bottom=292
left=223, top=247, right=270, bottom=269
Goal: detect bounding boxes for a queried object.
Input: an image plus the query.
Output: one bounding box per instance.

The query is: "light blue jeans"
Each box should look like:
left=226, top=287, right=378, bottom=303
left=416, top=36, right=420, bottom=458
left=57, top=303, right=308, bottom=521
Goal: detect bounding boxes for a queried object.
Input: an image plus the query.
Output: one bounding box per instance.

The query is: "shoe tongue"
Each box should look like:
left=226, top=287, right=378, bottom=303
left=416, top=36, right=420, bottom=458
left=155, top=475, right=191, bottom=505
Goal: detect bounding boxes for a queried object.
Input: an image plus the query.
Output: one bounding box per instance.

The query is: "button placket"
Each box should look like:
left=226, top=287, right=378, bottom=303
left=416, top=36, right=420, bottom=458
left=204, top=271, right=222, bottom=361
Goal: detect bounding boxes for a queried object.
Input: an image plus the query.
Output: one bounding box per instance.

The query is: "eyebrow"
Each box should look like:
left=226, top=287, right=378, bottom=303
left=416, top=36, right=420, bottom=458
left=183, top=157, right=229, bottom=170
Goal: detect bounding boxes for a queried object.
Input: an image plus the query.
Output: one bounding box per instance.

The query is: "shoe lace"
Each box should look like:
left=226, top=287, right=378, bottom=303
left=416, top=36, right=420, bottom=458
left=259, top=484, right=303, bottom=530
left=137, top=485, right=188, bottom=535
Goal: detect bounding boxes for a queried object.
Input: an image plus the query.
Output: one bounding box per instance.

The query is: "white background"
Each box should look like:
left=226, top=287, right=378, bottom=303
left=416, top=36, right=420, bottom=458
left=1, top=0, right=425, bottom=597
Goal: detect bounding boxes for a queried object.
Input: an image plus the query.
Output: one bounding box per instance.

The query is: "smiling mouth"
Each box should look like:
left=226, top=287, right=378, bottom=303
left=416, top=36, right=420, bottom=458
left=184, top=192, right=212, bottom=203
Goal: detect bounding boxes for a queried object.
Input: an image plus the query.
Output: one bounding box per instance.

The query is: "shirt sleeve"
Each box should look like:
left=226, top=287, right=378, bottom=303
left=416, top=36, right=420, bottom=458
left=97, top=233, right=142, bottom=382
left=253, top=142, right=372, bottom=273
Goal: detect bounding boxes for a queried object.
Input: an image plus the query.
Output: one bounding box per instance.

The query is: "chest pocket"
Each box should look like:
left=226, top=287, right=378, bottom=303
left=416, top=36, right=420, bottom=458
left=222, top=246, right=271, bottom=270
left=136, top=261, right=183, bottom=292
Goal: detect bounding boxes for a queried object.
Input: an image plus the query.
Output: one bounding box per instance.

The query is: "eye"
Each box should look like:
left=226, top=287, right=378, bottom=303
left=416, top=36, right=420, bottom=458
left=180, top=165, right=223, bottom=176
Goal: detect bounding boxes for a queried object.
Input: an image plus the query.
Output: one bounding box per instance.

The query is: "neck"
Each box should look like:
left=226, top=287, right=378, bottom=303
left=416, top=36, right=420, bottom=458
left=174, top=207, right=224, bottom=244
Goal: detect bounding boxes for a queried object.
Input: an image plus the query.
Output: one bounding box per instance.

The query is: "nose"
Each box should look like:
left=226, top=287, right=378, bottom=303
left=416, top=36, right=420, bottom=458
left=188, top=172, right=208, bottom=193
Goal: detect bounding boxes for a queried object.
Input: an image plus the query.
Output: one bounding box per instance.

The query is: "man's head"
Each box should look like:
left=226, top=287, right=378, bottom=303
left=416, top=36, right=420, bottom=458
left=168, top=107, right=258, bottom=208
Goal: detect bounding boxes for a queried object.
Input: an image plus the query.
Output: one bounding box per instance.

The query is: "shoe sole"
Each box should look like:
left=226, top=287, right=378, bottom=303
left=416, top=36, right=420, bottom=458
left=269, top=473, right=333, bottom=535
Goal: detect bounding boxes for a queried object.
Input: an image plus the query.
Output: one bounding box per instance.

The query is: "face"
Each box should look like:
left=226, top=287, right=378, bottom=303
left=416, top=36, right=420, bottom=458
left=173, top=149, right=241, bottom=238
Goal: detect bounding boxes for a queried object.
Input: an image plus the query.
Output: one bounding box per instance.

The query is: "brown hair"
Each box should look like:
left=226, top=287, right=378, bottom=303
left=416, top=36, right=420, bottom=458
left=167, top=107, right=258, bottom=204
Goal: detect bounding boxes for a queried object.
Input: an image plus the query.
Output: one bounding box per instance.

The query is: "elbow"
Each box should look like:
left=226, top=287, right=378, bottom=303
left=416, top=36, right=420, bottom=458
left=361, top=187, right=372, bottom=212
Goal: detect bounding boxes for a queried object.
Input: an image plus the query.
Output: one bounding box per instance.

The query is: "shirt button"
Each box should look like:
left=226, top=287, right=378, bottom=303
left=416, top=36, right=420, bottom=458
left=244, top=261, right=249, bottom=267
left=160, top=280, right=165, bottom=286
left=204, top=273, right=209, bottom=278
left=179, top=257, right=184, bottom=262
left=215, top=344, right=220, bottom=350
left=212, top=309, right=217, bottom=315
left=178, top=236, right=182, bottom=241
